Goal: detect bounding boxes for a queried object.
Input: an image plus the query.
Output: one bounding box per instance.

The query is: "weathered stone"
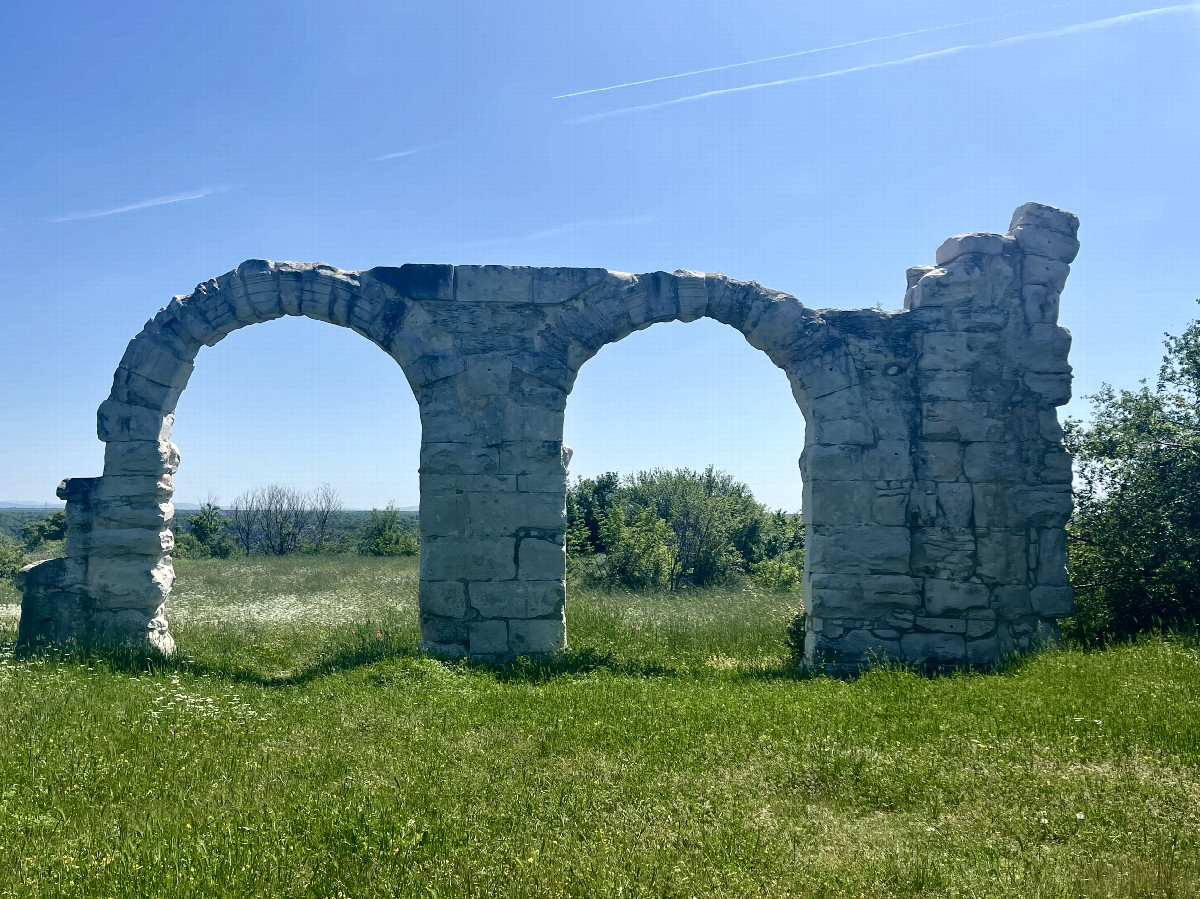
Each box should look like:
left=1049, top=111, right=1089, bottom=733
left=21, top=202, right=1079, bottom=671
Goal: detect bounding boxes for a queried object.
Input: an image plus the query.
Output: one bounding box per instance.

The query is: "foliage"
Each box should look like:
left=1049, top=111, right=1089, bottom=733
left=0, top=534, right=28, bottom=582
left=174, top=501, right=237, bottom=560
left=357, top=503, right=419, bottom=557
left=567, top=467, right=803, bottom=592
left=785, top=608, right=808, bottom=666
left=20, top=510, right=66, bottom=551
left=1064, top=305, right=1200, bottom=644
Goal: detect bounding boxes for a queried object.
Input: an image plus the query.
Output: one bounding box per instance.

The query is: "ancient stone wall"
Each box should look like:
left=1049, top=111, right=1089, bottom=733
left=18, top=202, right=1079, bottom=670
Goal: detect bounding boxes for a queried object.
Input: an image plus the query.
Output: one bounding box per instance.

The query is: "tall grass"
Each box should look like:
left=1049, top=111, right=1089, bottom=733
left=1, top=555, right=1198, bottom=898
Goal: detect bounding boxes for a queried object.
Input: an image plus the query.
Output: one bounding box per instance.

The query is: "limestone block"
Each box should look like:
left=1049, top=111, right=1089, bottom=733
left=1010, top=225, right=1079, bottom=264
left=917, top=441, right=963, bottom=481
left=531, top=267, right=608, bottom=304
left=509, top=615, right=567, bottom=654
left=1041, top=449, right=1073, bottom=484
left=420, top=581, right=467, bottom=618
left=420, top=537, right=516, bottom=581
left=97, top=402, right=173, bottom=443
left=804, top=479, right=877, bottom=526
left=91, top=499, right=174, bottom=530
left=923, top=401, right=1000, bottom=442
left=119, top=334, right=196, bottom=387
left=103, top=440, right=180, bottom=476
left=916, top=616, right=967, bottom=634
left=517, top=471, right=568, bottom=493
left=918, top=332, right=999, bottom=371
left=368, top=264, right=455, bottom=301
left=906, top=265, right=936, bottom=288
left=801, top=445, right=862, bottom=481
left=976, top=530, right=1028, bottom=585
left=872, top=490, right=909, bottom=527
left=900, top=632, right=965, bottom=664
left=17, top=557, right=86, bottom=590
left=935, top=232, right=1013, bottom=265
left=807, top=526, right=911, bottom=574
left=861, top=440, right=914, bottom=482
left=808, top=573, right=920, bottom=618
left=1023, top=371, right=1072, bottom=405
left=822, top=628, right=900, bottom=664
left=964, top=441, right=1019, bottom=481
left=745, top=299, right=807, bottom=354
left=1022, top=285, right=1061, bottom=324
left=468, top=620, right=510, bottom=655
left=924, top=578, right=989, bottom=615
left=909, top=262, right=985, bottom=308
left=923, top=371, right=972, bottom=402
left=91, top=474, right=174, bottom=503
left=518, top=537, right=565, bottom=580
left=993, top=585, right=1033, bottom=620
left=1036, top=528, right=1070, bottom=586
left=419, top=492, right=469, bottom=537
left=966, top=612, right=997, bottom=638
left=1010, top=485, right=1073, bottom=528
left=911, top=529, right=976, bottom=579
left=420, top=473, right=518, bottom=496
left=420, top=613, right=467, bottom=647
left=86, top=557, right=174, bottom=606
left=420, top=442, right=498, bottom=475
left=1021, top=255, right=1070, bottom=292
left=965, top=636, right=1002, bottom=665
left=471, top=581, right=564, bottom=619
left=110, top=367, right=185, bottom=415
left=456, top=266, right=534, bottom=303
left=410, top=353, right=467, bottom=388
left=675, top=271, right=708, bottom=322
left=936, top=482, right=973, bottom=528
left=815, top=418, right=873, bottom=446
left=1009, top=202, right=1079, bottom=239
left=1031, top=585, right=1074, bottom=618
left=69, top=526, right=173, bottom=559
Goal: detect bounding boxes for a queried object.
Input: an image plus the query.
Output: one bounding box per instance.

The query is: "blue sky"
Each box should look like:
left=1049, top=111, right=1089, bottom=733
left=1, top=0, right=1197, bottom=510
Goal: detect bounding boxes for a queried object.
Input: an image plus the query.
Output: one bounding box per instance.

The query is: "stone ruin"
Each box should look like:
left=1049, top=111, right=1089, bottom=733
left=18, top=203, right=1079, bottom=671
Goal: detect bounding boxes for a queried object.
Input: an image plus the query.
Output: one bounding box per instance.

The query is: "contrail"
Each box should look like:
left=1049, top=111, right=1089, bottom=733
left=372, top=147, right=430, bottom=162
left=554, top=9, right=1040, bottom=99
left=569, top=4, right=1199, bottom=123
left=48, top=188, right=223, bottom=223
left=460, top=216, right=656, bottom=247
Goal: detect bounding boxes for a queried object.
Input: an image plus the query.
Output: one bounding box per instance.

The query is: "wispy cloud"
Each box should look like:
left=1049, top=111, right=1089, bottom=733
left=372, top=146, right=431, bottom=162
left=460, top=216, right=656, bottom=247
left=570, top=4, right=1199, bottom=123
left=48, top=187, right=226, bottom=223
left=553, top=7, right=1064, bottom=99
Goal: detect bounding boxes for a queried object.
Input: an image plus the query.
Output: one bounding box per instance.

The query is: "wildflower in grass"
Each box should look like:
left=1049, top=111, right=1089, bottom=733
left=1077, top=811, right=1085, bottom=820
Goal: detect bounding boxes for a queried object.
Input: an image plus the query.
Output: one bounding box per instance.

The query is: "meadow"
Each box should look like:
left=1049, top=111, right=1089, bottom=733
left=1, top=555, right=1198, bottom=898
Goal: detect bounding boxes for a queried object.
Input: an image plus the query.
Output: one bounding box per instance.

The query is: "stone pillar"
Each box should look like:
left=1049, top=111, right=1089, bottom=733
left=416, top=375, right=570, bottom=660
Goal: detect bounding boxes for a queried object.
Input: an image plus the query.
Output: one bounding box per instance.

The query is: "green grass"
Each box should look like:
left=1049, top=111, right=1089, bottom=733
left=2, top=555, right=1199, bottom=898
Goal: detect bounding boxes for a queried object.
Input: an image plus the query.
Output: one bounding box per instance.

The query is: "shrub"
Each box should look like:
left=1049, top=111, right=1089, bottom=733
left=784, top=610, right=807, bottom=667
left=750, top=549, right=804, bottom=592
left=0, top=534, right=28, bottom=582
left=358, top=504, right=418, bottom=557
left=20, top=510, right=66, bottom=551
left=1064, top=305, right=1200, bottom=644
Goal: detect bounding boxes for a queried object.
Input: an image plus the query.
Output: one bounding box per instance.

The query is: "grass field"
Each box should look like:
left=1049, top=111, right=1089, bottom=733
left=1, top=556, right=1199, bottom=898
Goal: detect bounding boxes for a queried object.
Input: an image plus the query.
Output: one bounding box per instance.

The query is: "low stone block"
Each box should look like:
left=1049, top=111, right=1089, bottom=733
left=420, top=537, right=516, bottom=581
left=420, top=581, right=467, bottom=618
left=924, top=578, right=989, bottom=615
left=518, top=537, right=565, bottom=580
left=468, top=619, right=510, bottom=655
left=103, top=440, right=180, bottom=476
left=935, top=232, right=1012, bottom=265
left=916, top=616, right=967, bottom=634
left=97, top=402, right=173, bottom=443
left=1031, top=585, right=1074, bottom=618
left=509, top=615, right=567, bottom=654
left=808, top=526, right=911, bottom=575
left=900, top=632, right=965, bottom=664
left=456, top=266, right=533, bottom=303
left=470, top=581, right=564, bottom=619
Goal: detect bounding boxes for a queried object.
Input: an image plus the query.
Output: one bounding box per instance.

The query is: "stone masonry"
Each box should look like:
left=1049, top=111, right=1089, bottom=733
left=18, top=203, right=1079, bottom=670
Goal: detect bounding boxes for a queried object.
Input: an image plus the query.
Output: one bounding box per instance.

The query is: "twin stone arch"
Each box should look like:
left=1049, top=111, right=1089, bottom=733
left=20, top=203, right=1080, bottom=671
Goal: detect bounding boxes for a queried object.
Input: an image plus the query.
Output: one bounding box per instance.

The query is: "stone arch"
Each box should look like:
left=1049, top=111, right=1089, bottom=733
left=20, top=203, right=1081, bottom=670
left=541, top=270, right=905, bottom=667
left=19, top=260, right=451, bottom=652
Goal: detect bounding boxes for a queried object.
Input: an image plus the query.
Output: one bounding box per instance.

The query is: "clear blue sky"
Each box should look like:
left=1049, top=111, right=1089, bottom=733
left=2, top=1, right=1197, bottom=510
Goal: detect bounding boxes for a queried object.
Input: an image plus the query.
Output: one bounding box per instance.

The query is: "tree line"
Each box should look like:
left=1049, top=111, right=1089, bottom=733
left=175, top=485, right=418, bottom=559
left=567, top=466, right=804, bottom=593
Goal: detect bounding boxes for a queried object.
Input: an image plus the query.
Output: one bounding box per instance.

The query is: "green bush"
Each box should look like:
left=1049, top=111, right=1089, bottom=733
left=358, top=504, right=419, bottom=557
left=0, top=534, right=28, bottom=582
left=1064, top=304, right=1200, bottom=644
left=750, top=549, right=804, bottom=593
left=20, top=510, right=66, bottom=551
left=785, top=610, right=807, bottom=666
left=596, top=502, right=673, bottom=591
